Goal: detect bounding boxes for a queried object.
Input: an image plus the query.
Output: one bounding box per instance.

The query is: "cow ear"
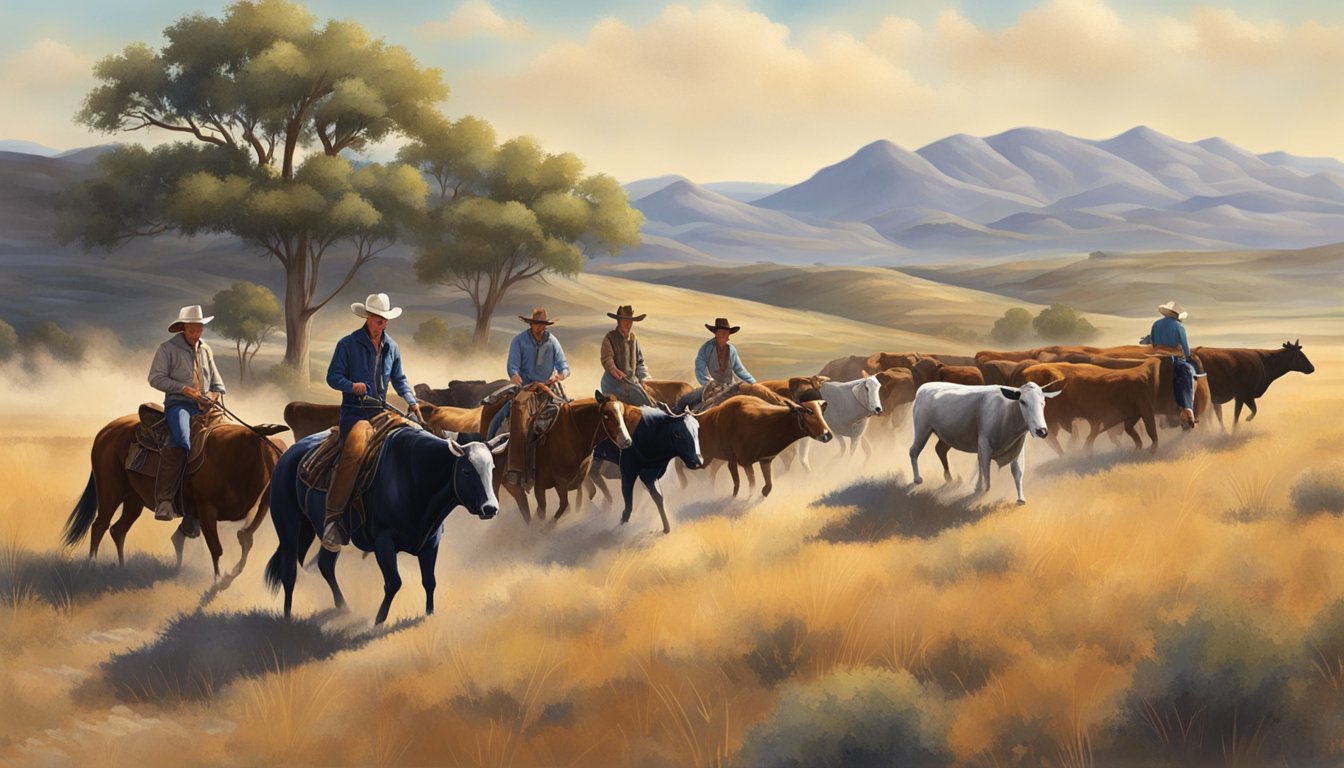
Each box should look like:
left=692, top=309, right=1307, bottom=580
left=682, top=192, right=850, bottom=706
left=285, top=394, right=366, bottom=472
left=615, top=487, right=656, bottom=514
left=820, top=400, right=828, bottom=412
left=861, top=369, right=869, bottom=377
left=448, top=439, right=466, bottom=457
left=487, top=434, right=509, bottom=454
left=1000, top=387, right=1022, bottom=401
left=419, top=403, right=437, bottom=416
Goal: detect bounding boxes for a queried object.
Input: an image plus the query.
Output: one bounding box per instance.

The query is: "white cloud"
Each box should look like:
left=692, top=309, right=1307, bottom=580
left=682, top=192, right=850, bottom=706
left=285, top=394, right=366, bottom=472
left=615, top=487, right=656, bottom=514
left=0, top=39, right=97, bottom=149
left=422, top=0, right=538, bottom=42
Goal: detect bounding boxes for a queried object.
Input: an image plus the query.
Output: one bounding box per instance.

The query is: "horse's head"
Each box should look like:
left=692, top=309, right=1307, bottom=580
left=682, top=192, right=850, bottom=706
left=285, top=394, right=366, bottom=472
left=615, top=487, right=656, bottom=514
left=1284, top=339, right=1315, bottom=374
left=448, top=434, right=508, bottom=519
left=791, top=393, right=832, bottom=443
left=595, top=391, right=633, bottom=449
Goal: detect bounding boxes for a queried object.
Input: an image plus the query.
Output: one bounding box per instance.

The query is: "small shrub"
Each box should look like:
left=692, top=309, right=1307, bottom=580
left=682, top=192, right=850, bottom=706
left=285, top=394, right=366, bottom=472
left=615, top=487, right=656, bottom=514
left=991, top=308, right=1034, bottom=344
left=1032, top=304, right=1099, bottom=343
left=1290, top=468, right=1344, bottom=516
left=745, top=618, right=837, bottom=687
left=0, top=318, right=17, bottom=360
left=21, top=320, right=85, bottom=362
left=739, top=667, right=951, bottom=767
left=414, top=317, right=473, bottom=354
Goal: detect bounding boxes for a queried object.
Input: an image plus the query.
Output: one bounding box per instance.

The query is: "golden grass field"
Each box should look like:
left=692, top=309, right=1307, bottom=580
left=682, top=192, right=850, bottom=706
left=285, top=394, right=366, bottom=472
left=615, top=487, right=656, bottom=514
left=1, top=270, right=1342, bottom=767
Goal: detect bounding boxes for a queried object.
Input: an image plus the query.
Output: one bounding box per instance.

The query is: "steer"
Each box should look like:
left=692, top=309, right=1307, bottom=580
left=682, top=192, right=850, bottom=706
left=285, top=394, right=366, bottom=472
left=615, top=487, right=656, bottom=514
left=1193, top=341, right=1315, bottom=429
left=909, top=381, right=1060, bottom=504
left=1017, top=358, right=1163, bottom=455
left=691, top=395, right=833, bottom=497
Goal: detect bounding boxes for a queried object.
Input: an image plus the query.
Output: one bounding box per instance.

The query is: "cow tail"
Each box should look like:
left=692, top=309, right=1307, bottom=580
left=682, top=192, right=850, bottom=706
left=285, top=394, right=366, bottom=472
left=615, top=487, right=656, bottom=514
left=61, top=472, right=98, bottom=549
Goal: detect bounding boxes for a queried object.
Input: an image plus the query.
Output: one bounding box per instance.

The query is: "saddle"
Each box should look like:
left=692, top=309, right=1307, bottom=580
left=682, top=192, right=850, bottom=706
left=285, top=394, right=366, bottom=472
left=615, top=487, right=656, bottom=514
left=298, top=410, right=410, bottom=502
left=505, top=382, right=570, bottom=490
left=126, top=402, right=225, bottom=478
left=694, top=381, right=740, bottom=414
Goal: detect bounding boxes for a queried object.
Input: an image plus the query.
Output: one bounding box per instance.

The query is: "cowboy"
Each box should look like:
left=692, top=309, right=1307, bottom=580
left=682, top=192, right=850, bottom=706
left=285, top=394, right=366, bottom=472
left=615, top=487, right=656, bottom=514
left=599, top=304, right=653, bottom=406
left=1146, top=300, right=1199, bottom=429
left=147, top=305, right=226, bottom=525
left=492, top=308, right=570, bottom=487
left=676, top=317, right=756, bottom=412
left=321, top=292, right=421, bottom=551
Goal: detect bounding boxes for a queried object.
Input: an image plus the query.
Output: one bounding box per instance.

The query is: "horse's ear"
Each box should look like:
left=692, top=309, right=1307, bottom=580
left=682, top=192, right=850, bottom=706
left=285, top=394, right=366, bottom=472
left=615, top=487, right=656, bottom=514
left=448, top=438, right=466, bottom=457
left=487, top=434, right=509, bottom=454
left=861, top=369, right=869, bottom=377
left=594, top=389, right=604, bottom=401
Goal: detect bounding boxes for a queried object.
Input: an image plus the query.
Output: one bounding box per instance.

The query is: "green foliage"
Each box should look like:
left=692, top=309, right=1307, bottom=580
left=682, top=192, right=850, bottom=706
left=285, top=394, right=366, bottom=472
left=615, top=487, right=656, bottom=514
left=0, top=318, right=17, bottom=361
left=1290, top=467, right=1344, bottom=516
left=991, top=307, right=1034, bottom=344
left=739, top=667, right=951, bottom=767
left=21, top=321, right=85, bottom=363
left=412, top=317, right=472, bottom=353
left=212, top=282, right=282, bottom=346
left=1032, top=304, right=1100, bottom=342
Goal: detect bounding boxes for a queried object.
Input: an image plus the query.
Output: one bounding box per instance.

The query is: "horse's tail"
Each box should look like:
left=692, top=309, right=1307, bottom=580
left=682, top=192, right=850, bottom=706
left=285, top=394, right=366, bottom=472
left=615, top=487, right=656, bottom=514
left=264, top=547, right=282, bottom=595
left=61, top=472, right=98, bottom=549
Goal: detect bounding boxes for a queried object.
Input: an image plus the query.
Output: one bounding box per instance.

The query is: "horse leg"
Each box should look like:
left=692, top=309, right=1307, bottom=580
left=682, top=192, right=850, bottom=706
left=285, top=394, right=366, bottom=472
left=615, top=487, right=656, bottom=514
left=552, top=483, right=572, bottom=523
left=227, top=483, right=273, bottom=583
left=503, top=479, right=532, bottom=525
left=728, top=462, right=741, bottom=497
left=317, top=548, right=347, bottom=611
left=198, top=507, right=224, bottom=581
left=760, top=460, right=774, bottom=497
left=797, top=439, right=811, bottom=471
left=109, top=494, right=143, bottom=566
left=89, top=477, right=129, bottom=562
left=644, top=473, right=671, bottom=535
left=935, top=440, right=953, bottom=482
left=533, top=484, right=549, bottom=523
left=372, top=531, right=402, bottom=625
left=619, top=469, right=638, bottom=524
left=418, top=545, right=439, bottom=615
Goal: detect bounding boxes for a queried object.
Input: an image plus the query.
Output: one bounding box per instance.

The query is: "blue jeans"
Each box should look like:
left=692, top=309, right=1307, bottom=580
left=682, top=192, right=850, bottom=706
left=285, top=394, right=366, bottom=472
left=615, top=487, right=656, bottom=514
left=165, top=401, right=201, bottom=451
left=1172, top=356, right=1197, bottom=410
left=488, top=402, right=511, bottom=439
left=600, top=372, right=652, bottom=406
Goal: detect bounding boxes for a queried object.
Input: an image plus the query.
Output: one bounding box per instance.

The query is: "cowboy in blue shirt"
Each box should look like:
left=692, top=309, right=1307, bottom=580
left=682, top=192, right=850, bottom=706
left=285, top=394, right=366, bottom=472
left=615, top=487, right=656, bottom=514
left=1146, top=300, right=1198, bottom=429
left=321, top=292, right=421, bottom=550
left=493, top=308, right=569, bottom=487
left=676, top=317, right=756, bottom=411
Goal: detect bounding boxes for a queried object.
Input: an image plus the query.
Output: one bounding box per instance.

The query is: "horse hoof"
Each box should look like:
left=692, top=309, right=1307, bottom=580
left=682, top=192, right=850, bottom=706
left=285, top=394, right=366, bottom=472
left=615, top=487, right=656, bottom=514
left=1017, top=499, right=1027, bottom=506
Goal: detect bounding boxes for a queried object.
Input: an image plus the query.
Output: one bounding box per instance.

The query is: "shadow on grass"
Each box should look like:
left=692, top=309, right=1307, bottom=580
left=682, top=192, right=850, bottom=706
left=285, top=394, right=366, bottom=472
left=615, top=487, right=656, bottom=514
left=812, top=475, right=1005, bottom=543
left=0, top=549, right=178, bottom=608
left=87, top=609, right=423, bottom=703
left=1035, top=425, right=1259, bottom=479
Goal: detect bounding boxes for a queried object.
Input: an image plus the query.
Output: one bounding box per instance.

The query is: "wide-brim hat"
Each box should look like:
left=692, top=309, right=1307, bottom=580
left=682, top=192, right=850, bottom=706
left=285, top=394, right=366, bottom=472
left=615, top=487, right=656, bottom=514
left=607, top=305, right=646, bottom=322
left=705, top=318, right=740, bottom=334
left=168, top=305, right=214, bottom=333
left=519, top=308, right=556, bottom=325
left=1157, top=301, right=1188, bottom=321
left=352, top=293, right=403, bottom=320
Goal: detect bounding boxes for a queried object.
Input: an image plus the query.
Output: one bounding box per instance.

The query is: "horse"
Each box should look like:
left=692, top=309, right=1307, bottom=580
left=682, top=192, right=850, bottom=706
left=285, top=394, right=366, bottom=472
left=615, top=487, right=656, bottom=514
left=586, top=405, right=703, bottom=534
left=264, top=428, right=508, bottom=624
left=62, top=412, right=287, bottom=583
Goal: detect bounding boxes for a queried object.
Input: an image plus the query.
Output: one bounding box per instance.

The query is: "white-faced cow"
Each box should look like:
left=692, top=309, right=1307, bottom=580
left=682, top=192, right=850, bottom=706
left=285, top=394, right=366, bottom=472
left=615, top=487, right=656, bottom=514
left=908, top=381, right=1060, bottom=505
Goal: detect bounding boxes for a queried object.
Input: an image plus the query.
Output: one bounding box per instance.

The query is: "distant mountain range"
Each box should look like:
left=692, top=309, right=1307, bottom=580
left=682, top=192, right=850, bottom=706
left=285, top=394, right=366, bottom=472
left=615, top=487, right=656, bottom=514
left=622, top=126, right=1344, bottom=264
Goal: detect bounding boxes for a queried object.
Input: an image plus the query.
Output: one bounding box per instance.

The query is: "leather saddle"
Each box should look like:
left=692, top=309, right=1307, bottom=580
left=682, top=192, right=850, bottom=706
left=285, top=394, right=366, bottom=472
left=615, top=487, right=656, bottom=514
left=126, top=402, right=224, bottom=478
left=298, top=410, right=410, bottom=501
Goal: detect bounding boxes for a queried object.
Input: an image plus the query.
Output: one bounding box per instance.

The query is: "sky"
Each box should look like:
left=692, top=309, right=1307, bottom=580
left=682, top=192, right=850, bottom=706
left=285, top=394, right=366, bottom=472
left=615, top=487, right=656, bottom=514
left=2, top=0, right=1342, bottom=184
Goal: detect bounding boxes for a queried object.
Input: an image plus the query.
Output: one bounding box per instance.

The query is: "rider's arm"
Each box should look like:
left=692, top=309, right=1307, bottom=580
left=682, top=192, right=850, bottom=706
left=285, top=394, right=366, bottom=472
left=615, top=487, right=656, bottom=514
left=694, top=342, right=710, bottom=385
left=388, top=343, right=416, bottom=405
left=506, top=334, right=524, bottom=381
left=326, top=337, right=356, bottom=393
left=731, top=345, right=756, bottom=384
left=148, top=342, right=182, bottom=394
left=635, top=341, right=649, bottom=381
left=551, top=337, right=570, bottom=379
left=600, top=334, right=620, bottom=377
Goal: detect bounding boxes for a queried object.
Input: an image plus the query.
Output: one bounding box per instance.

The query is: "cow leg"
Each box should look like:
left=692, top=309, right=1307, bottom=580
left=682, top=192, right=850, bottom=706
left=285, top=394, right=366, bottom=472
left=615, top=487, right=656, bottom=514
left=1046, top=429, right=1065, bottom=458
left=1010, top=448, right=1026, bottom=505
left=620, top=468, right=638, bottom=524
left=643, top=472, right=671, bottom=534
left=1245, top=399, right=1258, bottom=422
left=1213, top=401, right=1226, bottom=431
left=1122, top=418, right=1143, bottom=450
left=317, top=547, right=347, bottom=611
left=743, top=461, right=757, bottom=492
left=1142, top=408, right=1159, bottom=453
left=908, top=423, right=934, bottom=485
left=372, top=531, right=402, bottom=625
left=418, top=544, right=439, bottom=615
left=1233, top=399, right=1245, bottom=427
left=728, top=462, right=742, bottom=497
left=676, top=461, right=689, bottom=489
left=797, top=439, right=812, bottom=471
left=975, top=441, right=993, bottom=495
left=760, top=460, right=774, bottom=497
left=935, top=440, right=953, bottom=482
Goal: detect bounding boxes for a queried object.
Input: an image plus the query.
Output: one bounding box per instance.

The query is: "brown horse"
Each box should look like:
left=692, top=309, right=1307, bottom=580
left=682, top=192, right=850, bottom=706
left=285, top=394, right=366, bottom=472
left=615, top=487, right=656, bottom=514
left=497, top=391, right=639, bottom=525
left=63, top=413, right=286, bottom=584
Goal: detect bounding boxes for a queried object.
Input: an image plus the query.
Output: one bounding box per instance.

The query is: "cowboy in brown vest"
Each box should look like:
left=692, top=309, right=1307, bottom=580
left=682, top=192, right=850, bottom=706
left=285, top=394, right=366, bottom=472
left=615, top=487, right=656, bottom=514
left=599, top=304, right=653, bottom=406
left=147, top=305, right=226, bottom=531
left=676, top=317, right=757, bottom=412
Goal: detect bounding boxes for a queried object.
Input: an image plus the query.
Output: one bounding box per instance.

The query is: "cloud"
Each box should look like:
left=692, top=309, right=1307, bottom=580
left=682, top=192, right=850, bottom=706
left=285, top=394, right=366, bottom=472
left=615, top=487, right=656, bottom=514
left=0, top=39, right=97, bottom=149
left=422, top=0, right=538, bottom=42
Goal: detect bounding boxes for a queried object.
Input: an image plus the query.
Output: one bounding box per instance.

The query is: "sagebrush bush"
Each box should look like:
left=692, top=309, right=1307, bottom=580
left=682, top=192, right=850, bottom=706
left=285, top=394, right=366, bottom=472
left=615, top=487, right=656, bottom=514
left=739, top=667, right=951, bottom=768
left=1290, top=467, right=1344, bottom=516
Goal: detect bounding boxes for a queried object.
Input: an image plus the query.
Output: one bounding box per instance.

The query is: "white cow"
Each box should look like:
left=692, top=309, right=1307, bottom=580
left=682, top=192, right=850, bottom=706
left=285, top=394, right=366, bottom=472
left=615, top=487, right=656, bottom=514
left=796, top=374, right=883, bottom=467
left=908, top=381, right=1060, bottom=504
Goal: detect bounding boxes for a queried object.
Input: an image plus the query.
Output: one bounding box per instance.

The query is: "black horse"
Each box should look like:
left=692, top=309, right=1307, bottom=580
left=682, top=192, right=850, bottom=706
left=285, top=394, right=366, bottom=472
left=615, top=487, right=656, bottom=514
left=265, top=427, right=507, bottom=624
left=586, top=406, right=703, bottom=534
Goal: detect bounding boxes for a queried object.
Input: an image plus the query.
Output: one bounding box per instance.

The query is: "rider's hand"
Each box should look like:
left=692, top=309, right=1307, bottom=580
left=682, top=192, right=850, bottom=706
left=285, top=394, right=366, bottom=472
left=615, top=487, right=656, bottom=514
left=182, top=385, right=203, bottom=400
left=208, top=391, right=221, bottom=402
left=352, top=382, right=368, bottom=396
left=548, top=372, right=562, bottom=385
left=510, top=374, right=523, bottom=386
left=612, top=370, right=627, bottom=381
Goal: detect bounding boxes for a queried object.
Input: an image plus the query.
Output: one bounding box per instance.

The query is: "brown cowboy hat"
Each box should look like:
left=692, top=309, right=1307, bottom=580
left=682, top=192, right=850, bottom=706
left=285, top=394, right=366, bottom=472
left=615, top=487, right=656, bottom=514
left=607, top=304, right=646, bottom=321
left=518, top=307, right=556, bottom=325
left=705, top=317, right=740, bottom=334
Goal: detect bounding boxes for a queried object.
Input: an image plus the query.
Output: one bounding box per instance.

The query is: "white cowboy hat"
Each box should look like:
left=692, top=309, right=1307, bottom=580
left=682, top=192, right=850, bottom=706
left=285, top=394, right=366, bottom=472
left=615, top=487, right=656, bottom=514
left=351, top=293, right=403, bottom=320
left=1157, top=301, right=1188, bottom=321
left=168, top=305, right=214, bottom=333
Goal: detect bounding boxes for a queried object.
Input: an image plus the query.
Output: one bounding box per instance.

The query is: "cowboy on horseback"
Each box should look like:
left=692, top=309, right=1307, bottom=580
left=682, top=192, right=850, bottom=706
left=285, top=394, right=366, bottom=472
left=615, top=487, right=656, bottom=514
left=1143, top=300, right=1200, bottom=430
left=148, top=305, right=226, bottom=526
left=490, top=308, right=569, bottom=489
left=599, top=304, right=654, bottom=406
left=321, top=293, right=422, bottom=551
left=676, top=317, right=756, bottom=412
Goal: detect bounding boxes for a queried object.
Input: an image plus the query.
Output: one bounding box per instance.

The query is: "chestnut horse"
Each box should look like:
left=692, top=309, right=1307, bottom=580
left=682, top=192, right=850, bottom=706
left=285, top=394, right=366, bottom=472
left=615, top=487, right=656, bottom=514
left=63, top=413, right=287, bottom=584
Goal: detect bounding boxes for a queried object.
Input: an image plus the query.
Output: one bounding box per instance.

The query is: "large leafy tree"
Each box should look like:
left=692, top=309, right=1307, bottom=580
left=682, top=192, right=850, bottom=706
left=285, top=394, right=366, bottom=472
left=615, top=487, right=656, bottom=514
left=60, top=0, right=442, bottom=376
left=405, top=129, right=643, bottom=349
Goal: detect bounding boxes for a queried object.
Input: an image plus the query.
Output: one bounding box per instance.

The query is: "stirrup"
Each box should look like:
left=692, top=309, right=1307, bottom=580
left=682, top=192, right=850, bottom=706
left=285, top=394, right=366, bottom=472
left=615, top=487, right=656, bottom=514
left=321, top=520, right=347, bottom=552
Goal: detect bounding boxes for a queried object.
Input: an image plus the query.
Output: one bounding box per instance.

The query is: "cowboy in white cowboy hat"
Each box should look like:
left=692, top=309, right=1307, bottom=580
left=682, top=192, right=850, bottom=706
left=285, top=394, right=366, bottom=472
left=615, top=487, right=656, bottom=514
left=599, top=304, right=653, bottom=406
left=320, top=292, right=421, bottom=550
left=1147, top=300, right=1198, bottom=429
left=491, top=308, right=571, bottom=488
left=148, top=305, right=227, bottom=524
left=676, top=317, right=757, bottom=412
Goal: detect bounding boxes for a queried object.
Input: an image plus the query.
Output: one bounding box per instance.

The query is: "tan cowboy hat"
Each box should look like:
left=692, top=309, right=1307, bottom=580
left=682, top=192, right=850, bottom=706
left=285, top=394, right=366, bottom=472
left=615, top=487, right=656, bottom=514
left=1157, top=301, right=1188, bottom=321
left=168, top=305, right=214, bottom=333
left=352, top=293, right=403, bottom=320
left=519, top=307, right=556, bottom=325
left=705, top=317, right=741, bottom=334
left=607, top=305, right=646, bottom=322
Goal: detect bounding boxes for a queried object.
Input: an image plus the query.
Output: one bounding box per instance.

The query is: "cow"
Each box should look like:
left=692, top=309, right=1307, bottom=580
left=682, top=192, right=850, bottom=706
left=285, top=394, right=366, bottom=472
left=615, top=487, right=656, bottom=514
left=1193, top=341, right=1315, bottom=429
left=936, top=365, right=985, bottom=386
left=760, top=374, right=881, bottom=465
left=413, top=379, right=510, bottom=408
left=973, top=345, right=1106, bottom=367
left=687, top=395, right=833, bottom=497
left=909, top=381, right=1061, bottom=505
left=587, top=405, right=702, bottom=534
left=1016, top=358, right=1163, bottom=455
left=818, top=352, right=926, bottom=381
left=859, top=368, right=920, bottom=455
left=284, top=401, right=461, bottom=441
left=1086, top=346, right=1211, bottom=428
left=640, top=379, right=696, bottom=407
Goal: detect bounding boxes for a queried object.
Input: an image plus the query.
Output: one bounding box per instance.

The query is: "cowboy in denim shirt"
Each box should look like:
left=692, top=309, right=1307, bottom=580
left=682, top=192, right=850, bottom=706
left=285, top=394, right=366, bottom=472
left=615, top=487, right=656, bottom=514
left=1144, top=300, right=1198, bottom=429
left=492, top=308, right=569, bottom=487
left=677, top=317, right=756, bottom=412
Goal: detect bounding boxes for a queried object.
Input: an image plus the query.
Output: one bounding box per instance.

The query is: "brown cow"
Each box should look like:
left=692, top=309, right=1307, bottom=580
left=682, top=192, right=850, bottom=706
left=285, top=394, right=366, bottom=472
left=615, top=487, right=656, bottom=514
left=1089, top=345, right=1210, bottom=428
left=818, top=352, right=926, bottom=381
left=936, top=365, right=985, bottom=385
left=284, top=401, right=458, bottom=441
left=1017, top=358, right=1163, bottom=455
left=685, top=395, right=833, bottom=497
left=640, top=379, right=695, bottom=407
left=1193, top=341, right=1315, bottom=429
left=423, top=405, right=483, bottom=436
left=756, top=376, right=830, bottom=402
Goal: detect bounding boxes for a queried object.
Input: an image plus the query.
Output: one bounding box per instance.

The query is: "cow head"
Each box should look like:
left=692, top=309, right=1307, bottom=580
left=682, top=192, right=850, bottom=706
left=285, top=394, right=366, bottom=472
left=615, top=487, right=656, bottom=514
left=447, top=433, right=508, bottom=519
left=854, top=372, right=883, bottom=415
left=999, top=381, right=1060, bottom=439
left=596, top=392, right=633, bottom=449
left=875, top=369, right=917, bottom=410
left=1283, top=340, right=1315, bottom=374
left=791, top=393, right=833, bottom=442
left=668, top=411, right=703, bottom=469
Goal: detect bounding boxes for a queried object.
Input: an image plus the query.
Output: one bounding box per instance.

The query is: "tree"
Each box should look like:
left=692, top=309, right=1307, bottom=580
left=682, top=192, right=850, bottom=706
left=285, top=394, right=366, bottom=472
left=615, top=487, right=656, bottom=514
left=22, top=321, right=84, bottom=362
left=990, top=308, right=1034, bottom=344
left=212, top=281, right=282, bottom=385
left=1032, top=304, right=1100, bottom=342
left=0, top=318, right=17, bottom=361
left=405, top=131, right=643, bottom=350
left=59, top=0, right=442, bottom=377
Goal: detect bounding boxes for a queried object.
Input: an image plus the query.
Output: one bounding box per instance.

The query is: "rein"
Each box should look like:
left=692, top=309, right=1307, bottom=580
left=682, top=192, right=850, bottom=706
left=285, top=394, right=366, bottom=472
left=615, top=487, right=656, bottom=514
left=203, top=398, right=284, bottom=457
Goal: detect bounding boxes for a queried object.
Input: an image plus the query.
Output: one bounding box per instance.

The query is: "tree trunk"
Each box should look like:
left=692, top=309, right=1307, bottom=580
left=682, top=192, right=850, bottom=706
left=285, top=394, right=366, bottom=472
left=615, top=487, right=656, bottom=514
left=281, top=242, right=312, bottom=376
left=235, top=340, right=246, bottom=387
left=472, top=287, right=505, bottom=351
